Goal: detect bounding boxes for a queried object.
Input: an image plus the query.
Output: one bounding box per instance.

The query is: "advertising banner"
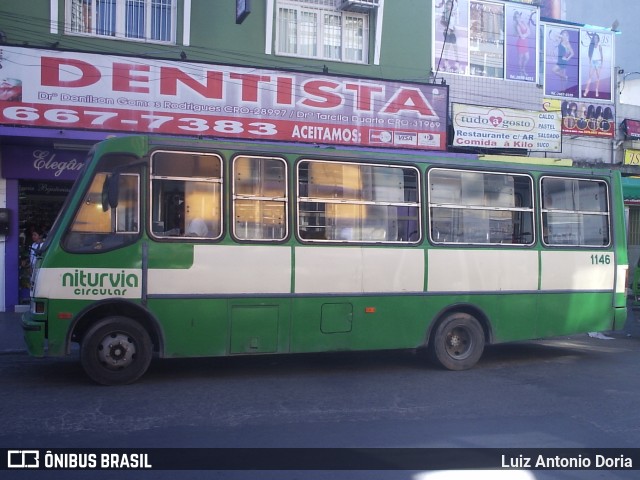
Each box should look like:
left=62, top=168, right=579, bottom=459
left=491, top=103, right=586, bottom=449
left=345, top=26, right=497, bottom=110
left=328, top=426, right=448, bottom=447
left=505, top=3, right=537, bottom=82
left=469, top=1, right=504, bottom=78
left=433, top=0, right=540, bottom=82
left=623, top=119, right=640, bottom=140
left=579, top=30, right=613, bottom=102
left=624, top=149, right=640, bottom=166
left=452, top=103, right=561, bottom=152
left=543, top=98, right=615, bottom=138
left=544, top=24, right=580, bottom=98
left=544, top=23, right=614, bottom=103
left=0, top=47, right=448, bottom=151
left=434, top=0, right=470, bottom=74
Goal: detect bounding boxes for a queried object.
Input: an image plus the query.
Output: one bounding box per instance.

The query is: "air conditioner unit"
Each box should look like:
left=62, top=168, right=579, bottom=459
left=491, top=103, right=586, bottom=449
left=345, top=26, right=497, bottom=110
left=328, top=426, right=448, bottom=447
left=339, top=0, right=379, bottom=13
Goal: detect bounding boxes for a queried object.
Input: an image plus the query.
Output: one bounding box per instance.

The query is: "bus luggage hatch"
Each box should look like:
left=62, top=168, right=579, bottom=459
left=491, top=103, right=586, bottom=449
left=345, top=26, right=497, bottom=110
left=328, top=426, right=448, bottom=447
left=321, top=303, right=353, bottom=334
left=230, top=305, right=279, bottom=354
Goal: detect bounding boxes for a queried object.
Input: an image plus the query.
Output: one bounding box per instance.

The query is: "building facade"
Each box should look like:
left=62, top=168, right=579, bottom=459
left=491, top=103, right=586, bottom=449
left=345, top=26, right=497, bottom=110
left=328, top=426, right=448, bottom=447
left=0, top=0, right=634, bottom=311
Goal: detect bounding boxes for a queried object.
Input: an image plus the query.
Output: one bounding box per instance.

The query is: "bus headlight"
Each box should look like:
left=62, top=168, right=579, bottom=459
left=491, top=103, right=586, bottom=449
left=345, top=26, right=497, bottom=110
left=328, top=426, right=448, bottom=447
left=31, top=300, right=46, bottom=315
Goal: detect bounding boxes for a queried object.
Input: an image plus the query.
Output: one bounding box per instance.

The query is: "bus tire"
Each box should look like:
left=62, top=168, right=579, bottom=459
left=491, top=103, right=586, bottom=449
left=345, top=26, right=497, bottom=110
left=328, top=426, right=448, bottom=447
left=429, top=312, right=484, bottom=371
left=80, top=316, right=152, bottom=385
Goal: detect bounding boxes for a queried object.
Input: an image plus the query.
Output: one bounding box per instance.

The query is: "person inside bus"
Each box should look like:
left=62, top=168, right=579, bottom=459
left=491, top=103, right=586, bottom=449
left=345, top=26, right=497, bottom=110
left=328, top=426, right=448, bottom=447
left=185, top=218, right=209, bottom=237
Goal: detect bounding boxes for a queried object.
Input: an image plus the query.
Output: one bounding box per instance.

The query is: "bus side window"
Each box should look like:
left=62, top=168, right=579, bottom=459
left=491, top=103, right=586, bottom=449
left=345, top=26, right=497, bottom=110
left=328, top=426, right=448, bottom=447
left=297, top=160, right=421, bottom=244
left=232, top=156, right=288, bottom=241
left=428, top=169, right=534, bottom=246
left=150, top=151, right=223, bottom=240
left=541, top=177, right=610, bottom=247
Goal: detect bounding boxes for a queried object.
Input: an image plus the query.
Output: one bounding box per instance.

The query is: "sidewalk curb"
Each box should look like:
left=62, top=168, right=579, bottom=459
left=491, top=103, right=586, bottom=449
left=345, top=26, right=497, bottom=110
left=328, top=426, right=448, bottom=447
left=0, top=312, right=26, bottom=355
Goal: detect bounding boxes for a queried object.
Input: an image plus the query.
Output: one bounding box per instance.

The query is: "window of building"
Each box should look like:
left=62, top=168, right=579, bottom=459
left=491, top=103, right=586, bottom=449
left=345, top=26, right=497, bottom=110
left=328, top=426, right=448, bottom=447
left=298, top=159, right=421, bottom=243
left=276, top=0, right=370, bottom=63
left=428, top=168, right=534, bottom=245
left=150, top=151, right=223, bottom=240
left=67, top=0, right=176, bottom=43
left=541, top=177, right=610, bottom=247
left=232, top=156, right=288, bottom=241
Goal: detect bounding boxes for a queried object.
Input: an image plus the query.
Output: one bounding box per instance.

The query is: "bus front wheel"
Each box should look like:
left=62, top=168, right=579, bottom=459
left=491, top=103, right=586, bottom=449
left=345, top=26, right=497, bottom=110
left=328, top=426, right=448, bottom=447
left=80, top=316, right=152, bottom=385
left=429, top=312, right=485, bottom=371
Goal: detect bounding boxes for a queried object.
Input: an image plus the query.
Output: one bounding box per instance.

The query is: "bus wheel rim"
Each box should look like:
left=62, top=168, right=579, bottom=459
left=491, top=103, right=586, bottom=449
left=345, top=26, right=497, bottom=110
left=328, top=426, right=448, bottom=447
left=445, top=326, right=472, bottom=359
left=97, top=332, right=136, bottom=370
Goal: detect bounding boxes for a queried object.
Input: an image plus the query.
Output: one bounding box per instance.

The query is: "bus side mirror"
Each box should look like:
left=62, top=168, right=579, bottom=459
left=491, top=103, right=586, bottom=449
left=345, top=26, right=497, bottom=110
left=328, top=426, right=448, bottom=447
left=101, top=172, right=120, bottom=211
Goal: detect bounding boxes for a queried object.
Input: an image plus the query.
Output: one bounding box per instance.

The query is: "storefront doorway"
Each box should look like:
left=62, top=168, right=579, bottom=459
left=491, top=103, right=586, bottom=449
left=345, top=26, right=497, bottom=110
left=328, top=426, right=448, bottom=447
left=17, top=180, right=73, bottom=303
left=2, top=144, right=86, bottom=311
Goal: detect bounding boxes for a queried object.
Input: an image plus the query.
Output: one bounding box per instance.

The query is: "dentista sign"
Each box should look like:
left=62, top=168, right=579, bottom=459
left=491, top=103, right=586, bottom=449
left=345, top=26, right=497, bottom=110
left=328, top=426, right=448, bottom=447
left=0, top=47, right=449, bottom=151
left=452, top=103, right=562, bottom=152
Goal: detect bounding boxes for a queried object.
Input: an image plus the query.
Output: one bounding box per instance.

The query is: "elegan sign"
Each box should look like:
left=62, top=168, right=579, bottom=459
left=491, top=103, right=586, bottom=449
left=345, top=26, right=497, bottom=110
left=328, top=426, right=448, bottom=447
left=452, top=103, right=561, bottom=152
left=1, top=145, right=85, bottom=181
left=0, top=47, right=448, bottom=151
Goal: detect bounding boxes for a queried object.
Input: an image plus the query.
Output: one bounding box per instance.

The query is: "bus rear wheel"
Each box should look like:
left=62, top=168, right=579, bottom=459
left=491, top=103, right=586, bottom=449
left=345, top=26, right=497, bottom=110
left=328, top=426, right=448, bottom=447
left=429, top=312, right=484, bottom=371
left=80, top=316, right=152, bottom=385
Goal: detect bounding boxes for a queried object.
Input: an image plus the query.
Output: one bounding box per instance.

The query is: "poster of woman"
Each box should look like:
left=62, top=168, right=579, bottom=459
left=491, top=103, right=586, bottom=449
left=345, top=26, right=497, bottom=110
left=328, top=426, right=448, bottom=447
left=544, top=25, right=580, bottom=98
left=580, top=30, right=613, bottom=101
left=434, top=0, right=469, bottom=75
left=505, top=3, right=537, bottom=82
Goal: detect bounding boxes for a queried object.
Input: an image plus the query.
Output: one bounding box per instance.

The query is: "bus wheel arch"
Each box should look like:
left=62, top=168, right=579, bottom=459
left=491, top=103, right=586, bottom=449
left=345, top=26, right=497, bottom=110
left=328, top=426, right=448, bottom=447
left=426, top=306, right=490, bottom=371
left=70, top=302, right=162, bottom=385
left=70, top=300, right=163, bottom=356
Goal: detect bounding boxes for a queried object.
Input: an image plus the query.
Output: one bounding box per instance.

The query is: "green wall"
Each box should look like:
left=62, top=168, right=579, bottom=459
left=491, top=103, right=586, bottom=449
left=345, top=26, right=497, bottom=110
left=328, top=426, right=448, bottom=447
left=0, top=1, right=435, bottom=82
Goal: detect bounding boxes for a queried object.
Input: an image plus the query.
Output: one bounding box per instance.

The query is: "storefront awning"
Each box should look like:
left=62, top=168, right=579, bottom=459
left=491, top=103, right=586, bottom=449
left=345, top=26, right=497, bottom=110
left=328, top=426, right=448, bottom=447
left=622, top=177, right=640, bottom=202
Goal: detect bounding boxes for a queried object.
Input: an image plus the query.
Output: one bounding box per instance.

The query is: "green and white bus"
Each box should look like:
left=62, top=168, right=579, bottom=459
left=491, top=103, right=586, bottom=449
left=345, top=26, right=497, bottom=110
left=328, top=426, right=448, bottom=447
left=22, top=135, right=628, bottom=385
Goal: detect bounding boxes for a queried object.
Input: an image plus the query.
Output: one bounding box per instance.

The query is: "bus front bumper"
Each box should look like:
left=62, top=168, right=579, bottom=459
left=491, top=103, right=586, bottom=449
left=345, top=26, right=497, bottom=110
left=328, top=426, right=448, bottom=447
left=21, top=314, right=47, bottom=357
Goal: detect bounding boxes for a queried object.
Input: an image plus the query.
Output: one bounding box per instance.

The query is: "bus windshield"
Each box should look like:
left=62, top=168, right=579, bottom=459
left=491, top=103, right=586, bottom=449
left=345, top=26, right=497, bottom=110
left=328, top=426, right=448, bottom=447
left=63, top=153, right=141, bottom=253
